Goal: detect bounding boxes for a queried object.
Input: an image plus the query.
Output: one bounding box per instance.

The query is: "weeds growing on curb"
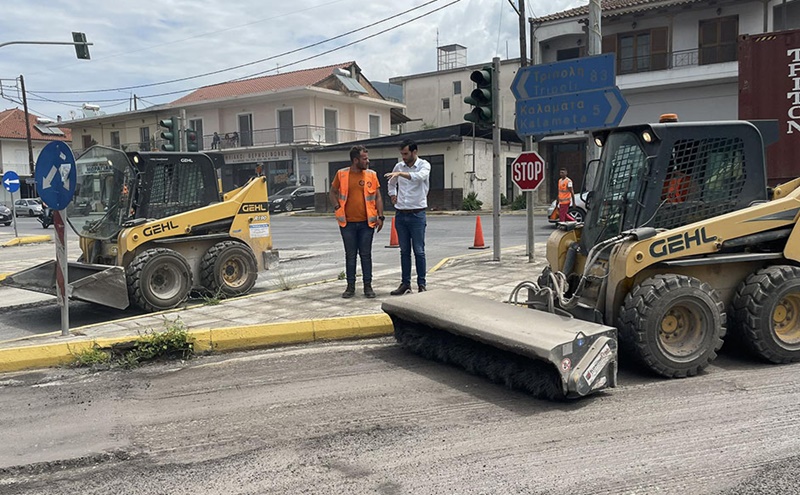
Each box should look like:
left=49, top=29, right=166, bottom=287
left=201, top=287, right=226, bottom=305
left=338, top=271, right=346, bottom=280
left=69, top=318, right=194, bottom=370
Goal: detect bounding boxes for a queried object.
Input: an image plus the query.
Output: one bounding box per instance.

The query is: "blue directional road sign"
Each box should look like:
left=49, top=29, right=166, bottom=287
left=2, top=170, right=20, bottom=193
left=511, top=54, right=616, bottom=100
left=515, top=86, right=629, bottom=136
left=35, top=141, right=76, bottom=210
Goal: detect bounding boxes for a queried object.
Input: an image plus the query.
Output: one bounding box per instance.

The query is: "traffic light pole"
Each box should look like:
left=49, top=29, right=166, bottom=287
left=492, top=57, right=501, bottom=262
left=180, top=109, right=188, bottom=152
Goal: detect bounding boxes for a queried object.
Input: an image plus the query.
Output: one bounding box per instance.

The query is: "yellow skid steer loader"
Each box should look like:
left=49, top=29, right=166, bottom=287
left=384, top=118, right=800, bottom=400
left=3, top=146, right=277, bottom=312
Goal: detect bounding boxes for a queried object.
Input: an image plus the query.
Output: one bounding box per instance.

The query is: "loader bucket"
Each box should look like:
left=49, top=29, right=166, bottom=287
left=1, top=260, right=130, bottom=310
left=382, top=290, right=618, bottom=400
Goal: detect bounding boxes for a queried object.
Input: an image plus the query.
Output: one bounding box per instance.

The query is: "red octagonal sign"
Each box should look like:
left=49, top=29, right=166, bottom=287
left=511, top=151, right=545, bottom=191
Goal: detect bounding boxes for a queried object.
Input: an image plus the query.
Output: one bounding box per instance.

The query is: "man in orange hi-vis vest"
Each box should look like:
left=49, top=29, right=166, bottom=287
left=557, top=167, right=575, bottom=222
left=330, top=145, right=385, bottom=299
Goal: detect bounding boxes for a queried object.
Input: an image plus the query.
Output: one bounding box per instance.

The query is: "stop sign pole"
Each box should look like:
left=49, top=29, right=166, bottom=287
left=511, top=151, right=546, bottom=261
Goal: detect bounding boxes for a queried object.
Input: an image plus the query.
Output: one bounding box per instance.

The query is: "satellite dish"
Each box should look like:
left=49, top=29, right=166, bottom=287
left=311, top=130, right=324, bottom=143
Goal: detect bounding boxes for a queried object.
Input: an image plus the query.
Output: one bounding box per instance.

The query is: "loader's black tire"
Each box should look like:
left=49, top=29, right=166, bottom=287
left=200, top=241, right=258, bottom=297
left=127, top=248, right=192, bottom=312
left=618, top=274, right=725, bottom=378
left=731, top=265, right=800, bottom=363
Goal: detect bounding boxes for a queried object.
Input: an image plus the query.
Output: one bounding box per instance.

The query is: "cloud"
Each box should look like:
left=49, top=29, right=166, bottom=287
left=0, top=0, right=583, bottom=120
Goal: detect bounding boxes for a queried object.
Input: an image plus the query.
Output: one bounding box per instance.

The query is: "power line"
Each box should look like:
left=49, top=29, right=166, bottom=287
left=26, top=0, right=462, bottom=106
left=33, top=0, right=445, bottom=96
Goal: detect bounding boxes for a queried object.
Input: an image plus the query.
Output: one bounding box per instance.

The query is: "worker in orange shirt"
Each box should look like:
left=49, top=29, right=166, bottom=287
left=557, top=167, right=575, bottom=222
left=663, top=168, right=690, bottom=203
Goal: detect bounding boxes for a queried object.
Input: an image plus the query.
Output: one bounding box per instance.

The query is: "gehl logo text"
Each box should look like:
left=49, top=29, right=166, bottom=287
left=143, top=221, right=180, bottom=237
left=239, top=202, right=269, bottom=214
left=649, top=227, right=717, bottom=258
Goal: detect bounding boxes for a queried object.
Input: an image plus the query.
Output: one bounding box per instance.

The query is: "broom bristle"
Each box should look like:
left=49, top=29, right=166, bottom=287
left=393, top=319, right=566, bottom=401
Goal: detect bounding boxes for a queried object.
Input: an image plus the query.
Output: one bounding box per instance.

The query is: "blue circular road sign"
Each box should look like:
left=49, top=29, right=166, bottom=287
left=35, top=141, right=76, bottom=210
left=2, top=170, right=20, bottom=194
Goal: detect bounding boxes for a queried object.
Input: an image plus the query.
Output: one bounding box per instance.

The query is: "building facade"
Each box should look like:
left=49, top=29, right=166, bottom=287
left=530, top=0, right=800, bottom=195
left=58, top=62, right=403, bottom=197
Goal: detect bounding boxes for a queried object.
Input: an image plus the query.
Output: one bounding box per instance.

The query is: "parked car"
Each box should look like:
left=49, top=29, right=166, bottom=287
left=546, top=195, right=587, bottom=223
left=14, top=198, right=43, bottom=217
left=268, top=186, right=315, bottom=213
left=0, top=204, right=11, bottom=226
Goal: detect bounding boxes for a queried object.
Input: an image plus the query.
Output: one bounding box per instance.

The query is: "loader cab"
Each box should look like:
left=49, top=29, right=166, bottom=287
left=582, top=120, right=771, bottom=253
left=128, top=151, right=219, bottom=220
left=66, top=147, right=220, bottom=241
left=67, top=146, right=137, bottom=240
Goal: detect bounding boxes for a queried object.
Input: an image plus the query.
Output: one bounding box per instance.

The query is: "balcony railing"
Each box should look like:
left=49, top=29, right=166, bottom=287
left=72, top=125, right=383, bottom=156
left=204, top=125, right=379, bottom=150
left=616, top=47, right=735, bottom=75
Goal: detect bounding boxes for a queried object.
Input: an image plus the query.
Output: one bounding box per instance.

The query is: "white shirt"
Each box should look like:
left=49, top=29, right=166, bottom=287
left=388, top=157, right=431, bottom=210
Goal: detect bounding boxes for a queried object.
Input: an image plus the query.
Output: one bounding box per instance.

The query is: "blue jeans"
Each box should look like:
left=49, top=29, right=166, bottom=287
left=339, top=221, right=375, bottom=285
left=395, top=211, right=426, bottom=287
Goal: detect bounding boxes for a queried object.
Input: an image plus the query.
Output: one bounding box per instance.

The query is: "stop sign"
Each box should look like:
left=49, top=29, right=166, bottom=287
left=511, top=151, right=545, bottom=191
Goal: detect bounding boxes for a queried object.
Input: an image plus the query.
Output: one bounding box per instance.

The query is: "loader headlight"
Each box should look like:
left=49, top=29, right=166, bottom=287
left=642, top=131, right=653, bottom=143
left=594, top=136, right=604, bottom=147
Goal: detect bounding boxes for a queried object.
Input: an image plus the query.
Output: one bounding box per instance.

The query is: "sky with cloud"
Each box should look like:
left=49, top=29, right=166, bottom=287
left=0, top=0, right=583, bottom=121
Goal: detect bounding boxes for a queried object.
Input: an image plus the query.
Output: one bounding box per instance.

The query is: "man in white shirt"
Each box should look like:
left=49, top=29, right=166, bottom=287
left=385, top=139, right=431, bottom=295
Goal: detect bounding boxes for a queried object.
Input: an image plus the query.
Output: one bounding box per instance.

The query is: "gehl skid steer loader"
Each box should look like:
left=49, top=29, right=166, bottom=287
left=383, top=118, right=800, bottom=400
left=3, top=146, right=276, bottom=312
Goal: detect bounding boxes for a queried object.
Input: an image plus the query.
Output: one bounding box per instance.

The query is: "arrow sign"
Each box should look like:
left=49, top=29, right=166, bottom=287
left=511, top=54, right=616, bottom=100
left=35, top=141, right=76, bottom=210
left=515, top=86, right=629, bottom=137
left=2, top=170, right=20, bottom=193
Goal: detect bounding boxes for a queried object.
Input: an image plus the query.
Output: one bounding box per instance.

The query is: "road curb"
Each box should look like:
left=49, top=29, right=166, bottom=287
left=1, top=235, right=52, bottom=247
left=0, top=314, right=394, bottom=373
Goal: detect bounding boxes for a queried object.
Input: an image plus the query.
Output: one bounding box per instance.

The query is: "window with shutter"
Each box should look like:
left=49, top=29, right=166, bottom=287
left=699, top=16, right=738, bottom=65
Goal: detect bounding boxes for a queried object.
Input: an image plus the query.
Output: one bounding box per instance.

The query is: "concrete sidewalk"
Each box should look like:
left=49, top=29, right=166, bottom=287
left=0, top=236, right=549, bottom=373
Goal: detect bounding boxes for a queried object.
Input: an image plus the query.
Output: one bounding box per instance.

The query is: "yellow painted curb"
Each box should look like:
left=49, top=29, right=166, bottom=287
left=1, top=235, right=52, bottom=247
left=0, top=273, right=10, bottom=282
left=0, top=315, right=395, bottom=373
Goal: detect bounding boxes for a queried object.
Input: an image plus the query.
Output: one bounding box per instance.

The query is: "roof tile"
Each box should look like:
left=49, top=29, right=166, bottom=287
left=537, top=0, right=705, bottom=22
left=0, top=108, right=72, bottom=142
left=172, top=62, right=376, bottom=105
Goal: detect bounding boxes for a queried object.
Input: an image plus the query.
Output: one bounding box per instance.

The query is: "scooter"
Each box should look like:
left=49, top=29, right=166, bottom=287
left=38, top=207, right=54, bottom=229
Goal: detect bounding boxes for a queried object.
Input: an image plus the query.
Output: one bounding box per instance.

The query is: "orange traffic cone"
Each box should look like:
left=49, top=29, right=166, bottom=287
left=469, top=215, right=490, bottom=249
left=385, top=216, right=399, bottom=248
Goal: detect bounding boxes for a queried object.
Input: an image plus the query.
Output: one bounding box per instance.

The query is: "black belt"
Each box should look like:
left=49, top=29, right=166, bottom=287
left=396, top=208, right=426, bottom=214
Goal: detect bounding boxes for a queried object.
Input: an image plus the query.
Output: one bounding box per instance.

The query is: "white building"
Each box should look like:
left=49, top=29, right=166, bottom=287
left=389, top=0, right=800, bottom=202
left=57, top=62, right=405, bottom=201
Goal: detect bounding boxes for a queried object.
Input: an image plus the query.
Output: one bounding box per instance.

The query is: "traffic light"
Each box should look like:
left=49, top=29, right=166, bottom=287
left=72, top=32, right=90, bottom=60
left=185, top=129, right=199, bottom=151
left=464, top=67, right=494, bottom=127
left=159, top=116, right=179, bottom=151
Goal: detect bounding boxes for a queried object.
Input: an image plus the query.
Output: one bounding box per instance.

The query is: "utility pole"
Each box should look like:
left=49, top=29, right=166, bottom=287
left=19, top=75, right=35, bottom=185
left=586, top=0, right=603, bottom=164
left=518, top=0, right=537, bottom=262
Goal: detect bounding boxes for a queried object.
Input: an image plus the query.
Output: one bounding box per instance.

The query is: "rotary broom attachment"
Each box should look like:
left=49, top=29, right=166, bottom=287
left=382, top=290, right=618, bottom=400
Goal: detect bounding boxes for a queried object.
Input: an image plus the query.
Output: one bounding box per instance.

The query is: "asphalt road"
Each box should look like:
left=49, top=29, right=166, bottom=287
left=0, top=213, right=553, bottom=339
left=0, top=337, right=798, bottom=494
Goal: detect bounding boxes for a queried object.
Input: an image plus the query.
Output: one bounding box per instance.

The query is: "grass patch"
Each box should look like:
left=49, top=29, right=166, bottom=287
left=70, top=345, right=111, bottom=369
left=69, top=317, right=194, bottom=370
left=201, top=287, right=226, bottom=305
